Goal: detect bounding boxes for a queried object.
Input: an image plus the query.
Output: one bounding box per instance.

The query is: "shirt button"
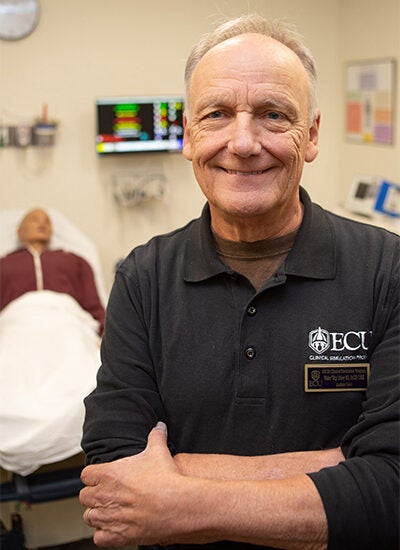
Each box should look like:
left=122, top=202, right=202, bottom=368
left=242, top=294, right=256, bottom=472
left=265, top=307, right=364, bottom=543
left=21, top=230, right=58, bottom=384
left=247, top=305, right=257, bottom=316
left=245, top=347, right=256, bottom=360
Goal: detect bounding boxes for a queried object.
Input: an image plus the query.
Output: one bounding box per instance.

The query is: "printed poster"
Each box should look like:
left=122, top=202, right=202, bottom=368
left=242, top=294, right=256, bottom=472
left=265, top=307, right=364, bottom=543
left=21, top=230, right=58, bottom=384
left=345, top=59, right=396, bottom=145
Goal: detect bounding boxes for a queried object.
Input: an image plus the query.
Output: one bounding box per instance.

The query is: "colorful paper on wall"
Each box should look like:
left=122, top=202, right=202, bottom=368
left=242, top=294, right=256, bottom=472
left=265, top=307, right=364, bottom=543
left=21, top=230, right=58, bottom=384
left=345, top=59, right=396, bottom=145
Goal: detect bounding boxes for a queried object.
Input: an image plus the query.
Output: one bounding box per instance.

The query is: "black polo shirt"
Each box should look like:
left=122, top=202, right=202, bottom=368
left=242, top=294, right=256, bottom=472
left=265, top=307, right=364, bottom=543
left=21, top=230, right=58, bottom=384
left=83, top=187, right=399, bottom=549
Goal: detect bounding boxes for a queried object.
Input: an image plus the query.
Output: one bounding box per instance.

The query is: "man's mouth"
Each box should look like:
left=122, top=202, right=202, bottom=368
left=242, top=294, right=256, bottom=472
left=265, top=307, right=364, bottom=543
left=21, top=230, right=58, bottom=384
left=224, top=168, right=268, bottom=175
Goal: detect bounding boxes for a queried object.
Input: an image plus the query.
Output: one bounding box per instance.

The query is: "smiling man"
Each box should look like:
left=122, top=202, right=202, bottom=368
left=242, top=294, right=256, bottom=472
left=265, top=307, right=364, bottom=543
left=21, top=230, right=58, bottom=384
left=80, top=14, right=399, bottom=550
left=183, top=32, right=319, bottom=241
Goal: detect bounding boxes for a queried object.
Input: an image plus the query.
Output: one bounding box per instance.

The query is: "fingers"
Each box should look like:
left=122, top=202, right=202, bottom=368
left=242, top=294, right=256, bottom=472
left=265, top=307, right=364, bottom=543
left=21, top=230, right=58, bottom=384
left=80, top=421, right=169, bottom=494
left=80, top=422, right=171, bottom=516
left=79, top=422, right=177, bottom=547
left=81, top=462, right=103, bottom=487
left=79, top=463, right=107, bottom=508
left=82, top=506, right=128, bottom=547
left=147, top=421, right=168, bottom=446
left=154, top=420, right=168, bottom=434
left=84, top=506, right=95, bottom=528
left=145, top=421, right=175, bottom=464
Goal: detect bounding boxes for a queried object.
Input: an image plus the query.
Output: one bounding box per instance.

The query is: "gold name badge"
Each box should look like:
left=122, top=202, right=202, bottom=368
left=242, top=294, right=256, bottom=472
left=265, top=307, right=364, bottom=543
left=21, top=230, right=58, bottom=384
left=304, top=363, right=370, bottom=392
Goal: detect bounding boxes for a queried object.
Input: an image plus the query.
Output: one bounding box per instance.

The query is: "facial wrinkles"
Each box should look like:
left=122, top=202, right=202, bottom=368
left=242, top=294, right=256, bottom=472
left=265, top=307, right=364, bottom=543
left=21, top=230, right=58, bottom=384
left=189, top=34, right=311, bottom=115
left=187, top=36, right=312, bottom=188
left=191, top=79, right=246, bottom=124
left=191, top=67, right=309, bottom=142
left=193, top=76, right=302, bottom=123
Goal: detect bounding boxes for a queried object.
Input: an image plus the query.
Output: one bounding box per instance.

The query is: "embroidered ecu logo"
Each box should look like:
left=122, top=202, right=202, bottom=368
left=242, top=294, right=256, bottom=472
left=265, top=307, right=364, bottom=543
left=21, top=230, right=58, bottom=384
left=309, top=327, right=330, bottom=353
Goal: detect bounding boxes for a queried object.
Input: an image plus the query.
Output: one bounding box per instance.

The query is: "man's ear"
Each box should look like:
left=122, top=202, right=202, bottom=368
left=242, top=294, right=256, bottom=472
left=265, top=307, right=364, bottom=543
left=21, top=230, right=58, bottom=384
left=305, top=110, right=320, bottom=163
left=182, top=113, right=192, bottom=161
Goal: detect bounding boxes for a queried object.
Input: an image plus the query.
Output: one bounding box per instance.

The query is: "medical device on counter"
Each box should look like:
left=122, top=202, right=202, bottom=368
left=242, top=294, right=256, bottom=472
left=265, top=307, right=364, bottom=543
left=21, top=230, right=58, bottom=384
left=346, top=175, right=400, bottom=221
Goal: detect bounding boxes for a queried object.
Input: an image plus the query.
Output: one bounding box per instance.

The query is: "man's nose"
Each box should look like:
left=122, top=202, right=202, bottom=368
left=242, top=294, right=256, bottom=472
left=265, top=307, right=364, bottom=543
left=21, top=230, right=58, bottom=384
left=227, top=114, right=262, bottom=158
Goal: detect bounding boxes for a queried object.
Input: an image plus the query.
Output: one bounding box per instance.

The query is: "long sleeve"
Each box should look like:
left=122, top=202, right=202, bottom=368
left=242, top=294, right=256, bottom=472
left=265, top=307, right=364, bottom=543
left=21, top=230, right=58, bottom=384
left=308, top=245, right=400, bottom=549
left=82, top=267, right=168, bottom=463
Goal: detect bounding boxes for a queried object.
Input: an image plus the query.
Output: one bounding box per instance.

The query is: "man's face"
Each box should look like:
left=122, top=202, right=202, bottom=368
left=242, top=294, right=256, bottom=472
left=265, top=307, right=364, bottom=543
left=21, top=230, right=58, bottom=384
left=18, top=209, right=52, bottom=246
left=183, top=33, right=320, bottom=234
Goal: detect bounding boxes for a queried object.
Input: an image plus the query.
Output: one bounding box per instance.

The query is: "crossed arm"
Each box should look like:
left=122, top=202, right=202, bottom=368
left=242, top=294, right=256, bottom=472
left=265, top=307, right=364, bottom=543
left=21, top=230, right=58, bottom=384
left=79, top=423, right=344, bottom=549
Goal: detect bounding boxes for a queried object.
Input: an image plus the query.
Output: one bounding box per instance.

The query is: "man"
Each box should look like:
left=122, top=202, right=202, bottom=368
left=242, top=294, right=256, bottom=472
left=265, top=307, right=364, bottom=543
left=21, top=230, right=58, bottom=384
left=0, top=208, right=105, bottom=333
left=79, top=14, right=399, bottom=549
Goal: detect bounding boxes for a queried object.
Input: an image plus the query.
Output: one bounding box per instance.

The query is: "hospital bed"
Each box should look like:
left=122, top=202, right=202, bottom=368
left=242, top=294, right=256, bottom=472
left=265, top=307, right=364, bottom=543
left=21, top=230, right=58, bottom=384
left=0, top=208, right=108, bottom=547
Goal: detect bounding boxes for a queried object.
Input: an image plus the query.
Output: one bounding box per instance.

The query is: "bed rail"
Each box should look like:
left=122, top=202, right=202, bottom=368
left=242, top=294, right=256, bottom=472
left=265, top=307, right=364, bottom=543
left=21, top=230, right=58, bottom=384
left=0, top=467, right=83, bottom=504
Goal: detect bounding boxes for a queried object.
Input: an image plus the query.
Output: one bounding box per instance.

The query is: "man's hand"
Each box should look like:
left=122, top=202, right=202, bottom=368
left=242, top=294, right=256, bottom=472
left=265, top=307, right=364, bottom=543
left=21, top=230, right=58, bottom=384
left=79, top=422, right=183, bottom=547
left=80, top=423, right=330, bottom=549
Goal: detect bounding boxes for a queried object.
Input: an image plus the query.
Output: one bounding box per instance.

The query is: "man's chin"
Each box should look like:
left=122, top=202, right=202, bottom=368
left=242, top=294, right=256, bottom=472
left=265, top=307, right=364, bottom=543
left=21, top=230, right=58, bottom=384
left=214, top=198, right=274, bottom=220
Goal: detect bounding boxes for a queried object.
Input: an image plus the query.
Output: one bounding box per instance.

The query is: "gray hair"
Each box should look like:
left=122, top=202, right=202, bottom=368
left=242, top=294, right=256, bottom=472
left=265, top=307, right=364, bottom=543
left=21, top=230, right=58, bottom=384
left=184, top=13, right=318, bottom=123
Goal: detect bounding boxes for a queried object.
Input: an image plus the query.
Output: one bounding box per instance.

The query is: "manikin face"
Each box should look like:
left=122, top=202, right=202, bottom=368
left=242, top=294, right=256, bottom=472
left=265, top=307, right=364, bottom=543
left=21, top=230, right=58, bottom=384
left=183, top=33, right=320, bottom=238
left=18, top=209, right=52, bottom=247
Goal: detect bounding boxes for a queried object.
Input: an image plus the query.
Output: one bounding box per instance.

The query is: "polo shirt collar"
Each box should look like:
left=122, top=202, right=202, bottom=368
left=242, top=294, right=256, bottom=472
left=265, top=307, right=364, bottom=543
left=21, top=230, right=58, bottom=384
left=184, top=187, right=336, bottom=282
left=285, top=187, right=336, bottom=279
left=184, top=204, right=226, bottom=282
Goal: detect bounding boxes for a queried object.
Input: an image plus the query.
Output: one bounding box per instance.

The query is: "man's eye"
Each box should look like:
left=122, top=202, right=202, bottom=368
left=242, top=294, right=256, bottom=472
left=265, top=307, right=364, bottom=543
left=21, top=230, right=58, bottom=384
left=267, top=111, right=283, bottom=120
left=207, top=111, right=224, bottom=119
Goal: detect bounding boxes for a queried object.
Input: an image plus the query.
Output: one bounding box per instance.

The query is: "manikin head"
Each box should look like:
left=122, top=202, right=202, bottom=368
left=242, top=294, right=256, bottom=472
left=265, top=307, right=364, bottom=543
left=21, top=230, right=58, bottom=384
left=18, top=209, right=52, bottom=252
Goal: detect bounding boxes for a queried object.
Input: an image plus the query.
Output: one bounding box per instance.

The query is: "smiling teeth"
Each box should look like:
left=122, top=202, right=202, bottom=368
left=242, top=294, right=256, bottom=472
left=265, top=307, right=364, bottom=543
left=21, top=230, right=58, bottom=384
left=226, top=169, right=266, bottom=175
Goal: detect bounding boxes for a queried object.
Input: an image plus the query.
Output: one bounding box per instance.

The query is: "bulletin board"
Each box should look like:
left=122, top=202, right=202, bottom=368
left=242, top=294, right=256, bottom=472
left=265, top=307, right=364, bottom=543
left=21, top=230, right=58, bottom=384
left=345, top=59, right=396, bottom=145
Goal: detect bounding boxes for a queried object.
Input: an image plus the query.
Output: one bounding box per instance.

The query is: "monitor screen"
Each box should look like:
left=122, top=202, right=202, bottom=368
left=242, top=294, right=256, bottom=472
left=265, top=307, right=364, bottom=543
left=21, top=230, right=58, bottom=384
left=96, top=95, right=184, bottom=154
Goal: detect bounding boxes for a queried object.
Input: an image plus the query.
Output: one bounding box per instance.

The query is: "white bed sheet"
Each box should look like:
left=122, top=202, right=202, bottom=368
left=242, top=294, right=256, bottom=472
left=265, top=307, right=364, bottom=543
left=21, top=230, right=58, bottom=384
left=0, top=290, right=101, bottom=476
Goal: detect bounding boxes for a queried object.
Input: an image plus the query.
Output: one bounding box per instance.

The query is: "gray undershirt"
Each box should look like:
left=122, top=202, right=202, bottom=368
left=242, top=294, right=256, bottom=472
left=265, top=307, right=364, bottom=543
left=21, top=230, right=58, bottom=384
left=213, top=228, right=298, bottom=291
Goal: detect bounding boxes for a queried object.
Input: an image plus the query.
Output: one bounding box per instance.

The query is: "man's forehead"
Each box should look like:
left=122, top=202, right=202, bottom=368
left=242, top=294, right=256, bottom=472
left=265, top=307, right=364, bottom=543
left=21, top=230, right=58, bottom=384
left=199, top=33, right=299, bottom=68
left=189, top=33, right=308, bottom=112
left=191, top=33, right=305, bottom=91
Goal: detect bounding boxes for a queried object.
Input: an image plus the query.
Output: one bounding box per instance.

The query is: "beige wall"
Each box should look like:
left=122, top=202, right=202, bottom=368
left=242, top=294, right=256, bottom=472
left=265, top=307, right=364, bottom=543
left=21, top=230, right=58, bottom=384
left=1, top=1, right=398, bottom=290
left=0, top=0, right=399, bottom=546
left=1, top=0, right=343, bottom=292
left=337, top=0, right=400, bottom=205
